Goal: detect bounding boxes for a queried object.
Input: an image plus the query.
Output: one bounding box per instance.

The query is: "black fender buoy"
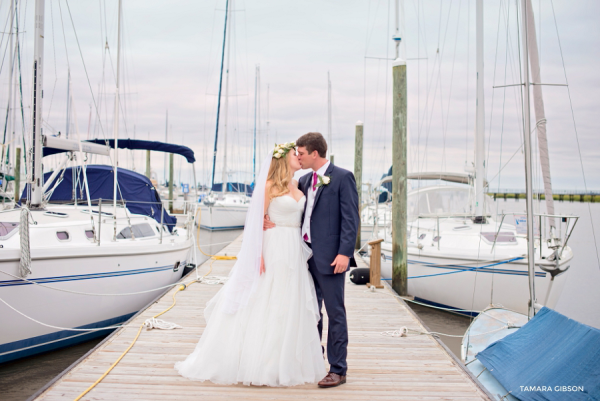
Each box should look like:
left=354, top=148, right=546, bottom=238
left=349, top=268, right=370, bottom=285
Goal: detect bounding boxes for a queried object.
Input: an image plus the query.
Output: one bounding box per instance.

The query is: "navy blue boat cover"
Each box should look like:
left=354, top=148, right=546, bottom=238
left=43, top=138, right=196, bottom=164
left=477, top=307, right=600, bottom=400
left=22, top=165, right=177, bottom=231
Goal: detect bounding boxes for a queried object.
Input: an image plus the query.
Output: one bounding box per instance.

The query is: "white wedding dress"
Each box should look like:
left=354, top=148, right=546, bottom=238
left=175, top=194, right=326, bottom=386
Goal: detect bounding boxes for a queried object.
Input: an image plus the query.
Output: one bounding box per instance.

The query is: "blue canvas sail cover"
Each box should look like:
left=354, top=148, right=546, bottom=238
left=43, top=138, right=196, bottom=164
left=21, top=165, right=177, bottom=231
left=476, top=307, right=600, bottom=400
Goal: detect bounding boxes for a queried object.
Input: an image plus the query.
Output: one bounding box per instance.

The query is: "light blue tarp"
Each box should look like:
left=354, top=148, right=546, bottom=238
left=477, top=307, right=600, bottom=401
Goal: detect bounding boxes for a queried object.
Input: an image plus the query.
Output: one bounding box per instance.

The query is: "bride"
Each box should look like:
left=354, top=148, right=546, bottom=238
left=175, top=142, right=327, bottom=386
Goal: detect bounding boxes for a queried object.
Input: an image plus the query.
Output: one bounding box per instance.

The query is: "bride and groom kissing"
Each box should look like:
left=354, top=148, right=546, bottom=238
left=175, top=132, right=360, bottom=388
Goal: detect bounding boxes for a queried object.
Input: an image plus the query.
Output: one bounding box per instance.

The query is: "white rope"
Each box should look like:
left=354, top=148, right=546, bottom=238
left=198, top=275, right=229, bottom=285
left=381, top=325, right=510, bottom=339
left=0, top=295, right=123, bottom=331
left=142, top=317, right=182, bottom=331
left=381, top=327, right=408, bottom=337
left=18, top=207, right=32, bottom=278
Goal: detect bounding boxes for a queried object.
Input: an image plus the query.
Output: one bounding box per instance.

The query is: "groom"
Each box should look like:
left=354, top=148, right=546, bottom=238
left=266, top=132, right=359, bottom=388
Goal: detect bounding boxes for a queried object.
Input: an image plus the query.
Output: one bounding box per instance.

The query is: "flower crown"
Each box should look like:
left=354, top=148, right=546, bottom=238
left=272, top=142, right=296, bottom=159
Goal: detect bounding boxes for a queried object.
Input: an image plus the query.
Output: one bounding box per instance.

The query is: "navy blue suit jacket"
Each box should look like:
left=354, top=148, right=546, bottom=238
left=299, top=163, right=360, bottom=275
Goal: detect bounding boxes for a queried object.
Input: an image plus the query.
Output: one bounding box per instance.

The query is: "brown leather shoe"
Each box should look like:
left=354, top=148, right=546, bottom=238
left=318, top=372, right=346, bottom=388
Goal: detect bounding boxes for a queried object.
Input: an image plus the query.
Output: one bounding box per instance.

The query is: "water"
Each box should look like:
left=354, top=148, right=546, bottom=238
left=407, top=199, right=600, bottom=358
left=0, top=228, right=243, bottom=401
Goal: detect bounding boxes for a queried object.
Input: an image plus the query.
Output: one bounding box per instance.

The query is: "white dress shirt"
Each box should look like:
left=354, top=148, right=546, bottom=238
left=301, top=161, right=330, bottom=243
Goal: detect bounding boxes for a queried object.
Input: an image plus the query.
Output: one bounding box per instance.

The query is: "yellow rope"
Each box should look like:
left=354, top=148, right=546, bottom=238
left=74, top=208, right=235, bottom=400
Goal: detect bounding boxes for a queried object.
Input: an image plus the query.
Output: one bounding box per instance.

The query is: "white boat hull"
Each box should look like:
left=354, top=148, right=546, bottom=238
left=378, top=248, right=570, bottom=316
left=0, top=247, right=190, bottom=363
left=0, top=205, right=194, bottom=363
left=199, top=204, right=248, bottom=230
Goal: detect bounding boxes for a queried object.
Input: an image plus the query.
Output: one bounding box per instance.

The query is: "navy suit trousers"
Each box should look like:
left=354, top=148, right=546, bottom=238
left=307, top=256, right=348, bottom=376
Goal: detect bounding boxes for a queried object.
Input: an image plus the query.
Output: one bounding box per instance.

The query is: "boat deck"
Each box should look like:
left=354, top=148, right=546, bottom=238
left=34, top=234, right=490, bottom=400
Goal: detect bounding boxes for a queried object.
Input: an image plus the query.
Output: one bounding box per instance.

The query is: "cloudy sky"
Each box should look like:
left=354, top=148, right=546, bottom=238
left=1, top=0, right=598, bottom=191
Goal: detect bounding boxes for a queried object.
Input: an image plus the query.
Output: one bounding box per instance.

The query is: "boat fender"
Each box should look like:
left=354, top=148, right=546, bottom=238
left=350, top=268, right=370, bottom=285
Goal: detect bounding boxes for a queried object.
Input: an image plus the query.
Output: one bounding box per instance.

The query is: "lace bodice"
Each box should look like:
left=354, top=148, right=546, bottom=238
left=268, top=195, right=306, bottom=228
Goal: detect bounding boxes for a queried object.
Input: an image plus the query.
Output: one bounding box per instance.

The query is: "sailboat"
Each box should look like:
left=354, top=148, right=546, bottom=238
left=199, top=0, right=250, bottom=231
left=374, top=0, right=577, bottom=316
left=0, top=0, right=197, bottom=363
left=460, top=3, right=599, bottom=400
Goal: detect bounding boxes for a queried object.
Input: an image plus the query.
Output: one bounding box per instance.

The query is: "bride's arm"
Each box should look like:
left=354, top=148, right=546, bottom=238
left=260, top=181, right=273, bottom=275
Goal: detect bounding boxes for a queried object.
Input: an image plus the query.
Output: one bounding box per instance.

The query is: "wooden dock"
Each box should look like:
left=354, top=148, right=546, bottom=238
left=34, top=234, right=490, bottom=400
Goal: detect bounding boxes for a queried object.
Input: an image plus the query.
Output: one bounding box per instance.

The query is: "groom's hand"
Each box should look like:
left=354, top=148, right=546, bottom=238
left=331, top=254, right=350, bottom=274
left=263, top=214, right=275, bottom=231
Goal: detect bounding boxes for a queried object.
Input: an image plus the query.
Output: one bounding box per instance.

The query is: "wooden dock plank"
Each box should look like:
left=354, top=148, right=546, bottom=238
left=35, top=234, right=489, bottom=400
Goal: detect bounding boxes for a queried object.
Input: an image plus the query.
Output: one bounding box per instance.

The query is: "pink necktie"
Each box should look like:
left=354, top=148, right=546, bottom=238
left=312, top=172, right=318, bottom=191
left=303, top=233, right=308, bottom=241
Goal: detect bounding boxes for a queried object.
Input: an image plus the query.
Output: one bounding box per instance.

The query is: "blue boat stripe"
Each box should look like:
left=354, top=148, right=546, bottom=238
left=0, top=265, right=175, bottom=288
left=379, top=255, right=546, bottom=278
left=1, top=264, right=174, bottom=283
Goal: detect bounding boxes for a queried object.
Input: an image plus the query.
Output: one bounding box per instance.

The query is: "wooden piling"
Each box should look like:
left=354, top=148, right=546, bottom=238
left=392, top=57, right=408, bottom=296
left=145, top=150, right=151, bottom=179
left=354, top=121, right=363, bottom=250
left=367, top=239, right=384, bottom=289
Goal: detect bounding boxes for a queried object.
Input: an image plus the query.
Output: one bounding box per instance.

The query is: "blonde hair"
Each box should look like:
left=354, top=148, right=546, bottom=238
left=267, top=154, right=292, bottom=199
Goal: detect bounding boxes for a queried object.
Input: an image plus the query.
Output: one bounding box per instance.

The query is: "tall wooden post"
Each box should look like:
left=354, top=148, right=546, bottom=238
left=14, top=147, right=21, bottom=201
left=354, top=120, right=363, bottom=250
left=392, top=58, right=408, bottom=296
left=145, top=150, right=151, bottom=179
left=168, top=153, right=174, bottom=213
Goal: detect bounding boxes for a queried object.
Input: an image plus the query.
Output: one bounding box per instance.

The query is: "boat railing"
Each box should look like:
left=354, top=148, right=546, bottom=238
left=492, top=212, right=578, bottom=260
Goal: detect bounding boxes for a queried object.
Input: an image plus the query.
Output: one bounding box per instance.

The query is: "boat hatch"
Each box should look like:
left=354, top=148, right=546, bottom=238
left=480, top=232, right=517, bottom=244
left=44, top=211, right=69, bottom=218
left=0, top=222, right=19, bottom=240
left=56, top=231, right=70, bottom=241
left=81, top=209, right=114, bottom=216
left=117, top=223, right=156, bottom=239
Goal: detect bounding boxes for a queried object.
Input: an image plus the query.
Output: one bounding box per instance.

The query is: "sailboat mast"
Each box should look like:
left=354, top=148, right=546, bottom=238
left=520, top=0, right=537, bottom=319
left=474, top=0, right=486, bottom=222
left=327, top=72, right=332, bottom=157
left=112, top=0, right=122, bottom=227
left=29, top=0, right=45, bottom=207
left=221, top=0, right=232, bottom=193
left=209, top=0, right=230, bottom=190
left=526, top=0, right=556, bottom=234
left=66, top=69, right=71, bottom=139
left=164, top=109, right=168, bottom=184
left=7, top=0, right=14, bottom=173
left=253, top=65, right=258, bottom=182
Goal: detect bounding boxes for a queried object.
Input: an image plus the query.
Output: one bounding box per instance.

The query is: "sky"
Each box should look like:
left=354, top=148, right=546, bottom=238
left=1, top=0, right=598, bottom=192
